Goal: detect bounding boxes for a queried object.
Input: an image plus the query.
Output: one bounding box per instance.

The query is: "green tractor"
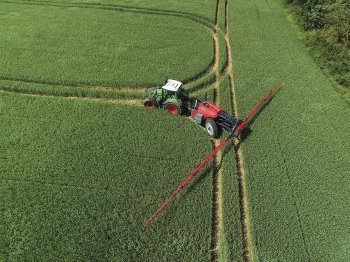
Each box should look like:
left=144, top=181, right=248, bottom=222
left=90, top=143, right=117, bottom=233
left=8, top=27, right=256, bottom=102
left=144, top=79, right=191, bottom=115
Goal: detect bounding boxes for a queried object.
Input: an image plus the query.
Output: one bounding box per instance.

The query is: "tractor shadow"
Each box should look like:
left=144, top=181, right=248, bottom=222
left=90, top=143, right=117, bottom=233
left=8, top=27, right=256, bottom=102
left=236, top=87, right=282, bottom=144
left=182, top=108, right=193, bottom=117
left=186, top=165, right=212, bottom=193
left=185, top=132, right=246, bottom=194
left=238, top=127, right=252, bottom=143
left=186, top=140, right=235, bottom=192
left=185, top=87, right=282, bottom=191
left=248, top=86, right=282, bottom=125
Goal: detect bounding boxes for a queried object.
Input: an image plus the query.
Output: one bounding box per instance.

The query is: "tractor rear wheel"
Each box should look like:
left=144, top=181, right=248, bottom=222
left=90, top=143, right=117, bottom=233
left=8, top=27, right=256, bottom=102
left=144, top=98, right=158, bottom=109
left=205, top=118, right=219, bottom=138
left=165, top=102, right=182, bottom=115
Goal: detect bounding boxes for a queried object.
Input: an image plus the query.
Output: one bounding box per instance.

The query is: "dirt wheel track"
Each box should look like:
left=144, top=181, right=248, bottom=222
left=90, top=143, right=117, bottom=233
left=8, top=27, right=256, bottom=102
left=0, top=2, right=248, bottom=261
left=225, top=0, right=253, bottom=261
left=210, top=1, right=223, bottom=261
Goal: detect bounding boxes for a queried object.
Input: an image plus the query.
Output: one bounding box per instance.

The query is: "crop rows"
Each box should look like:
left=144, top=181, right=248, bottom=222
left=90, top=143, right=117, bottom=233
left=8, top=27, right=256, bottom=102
left=0, top=0, right=217, bottom=101
left=0, top=0, right=233, bottom=107
left=215, top=74, right=244, bottom=262
left=38, top=0, right=218, bottom=24
left=2, top=0, right=216, bottom=28
left=0, top=92, right=217, bottom=261
left=209, top=1, right=249, bottom=261
left=0, top=0, right=315, bottom=261
left=0, top=0, right=234, bottom=261
left=230, top=0, right=350, bottom=261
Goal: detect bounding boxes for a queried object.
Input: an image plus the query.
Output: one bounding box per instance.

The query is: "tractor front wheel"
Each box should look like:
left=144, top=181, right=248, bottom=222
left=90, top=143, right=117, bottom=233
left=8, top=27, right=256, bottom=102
left=144, top=98, right=158, bottom=109
left=205, top=118, right=219, bottom=138
left=165, top=102, right=182, bottom=115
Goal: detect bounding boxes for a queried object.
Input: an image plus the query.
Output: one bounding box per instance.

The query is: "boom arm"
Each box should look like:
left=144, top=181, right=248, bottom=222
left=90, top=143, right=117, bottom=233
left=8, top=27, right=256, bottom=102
left=144, top=82, right=282, bottom=226
left=144, top=137, right=230, bottom=226
left=234, top=82, right=282, bottom=135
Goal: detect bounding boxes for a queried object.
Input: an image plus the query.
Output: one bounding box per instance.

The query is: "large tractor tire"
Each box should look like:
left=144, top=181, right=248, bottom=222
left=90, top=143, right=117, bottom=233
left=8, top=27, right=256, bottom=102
left=164, top=102, right=182, bottom=115
left=205, top=118, right=220, bottom=138
left=144, top=98, right=158, bottom=109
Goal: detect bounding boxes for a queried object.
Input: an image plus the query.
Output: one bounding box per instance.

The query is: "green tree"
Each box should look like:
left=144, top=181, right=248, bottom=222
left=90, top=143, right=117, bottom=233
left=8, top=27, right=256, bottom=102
left=323, top=1, right=350, bottom=50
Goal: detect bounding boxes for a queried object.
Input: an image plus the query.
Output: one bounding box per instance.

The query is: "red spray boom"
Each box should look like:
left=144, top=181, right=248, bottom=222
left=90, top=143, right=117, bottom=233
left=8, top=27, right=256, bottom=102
left=145, top=82, right=282, bottom=226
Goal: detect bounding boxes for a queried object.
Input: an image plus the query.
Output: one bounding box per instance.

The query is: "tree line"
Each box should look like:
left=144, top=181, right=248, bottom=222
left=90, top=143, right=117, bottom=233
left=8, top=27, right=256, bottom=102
left=286, top=0, right=350, bottom=87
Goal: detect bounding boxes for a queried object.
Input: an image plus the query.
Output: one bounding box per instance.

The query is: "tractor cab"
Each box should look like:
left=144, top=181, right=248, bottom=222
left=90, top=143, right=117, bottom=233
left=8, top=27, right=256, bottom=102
left=162, top=79, right=182, bottom=95
left=162, top=79, right=189, bottom=99
left=143, top=79, right=190, bottom=115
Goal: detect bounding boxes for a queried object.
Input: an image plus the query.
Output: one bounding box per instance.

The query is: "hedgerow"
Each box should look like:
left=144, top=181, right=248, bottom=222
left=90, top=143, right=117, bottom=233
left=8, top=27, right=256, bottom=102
left=284, top=0, right=350, bottom=91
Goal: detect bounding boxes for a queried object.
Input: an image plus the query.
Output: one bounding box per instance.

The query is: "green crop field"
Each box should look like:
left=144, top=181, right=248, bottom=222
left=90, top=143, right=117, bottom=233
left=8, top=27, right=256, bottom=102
left=0, top=2, right=213, bottom=87
left=230, top=0, right=350, bottom=261
left=0, top=0, right=222, bottom=261
left=1, top=0, right=350, bottom=261
left=0, top=93, right=214, bottom=261
left=54, top=0, right=218, bottom=22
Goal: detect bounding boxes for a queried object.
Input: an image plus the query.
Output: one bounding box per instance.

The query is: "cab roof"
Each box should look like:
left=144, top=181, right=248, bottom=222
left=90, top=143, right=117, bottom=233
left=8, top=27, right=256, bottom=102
left=162, top=79, right=183, bottom=92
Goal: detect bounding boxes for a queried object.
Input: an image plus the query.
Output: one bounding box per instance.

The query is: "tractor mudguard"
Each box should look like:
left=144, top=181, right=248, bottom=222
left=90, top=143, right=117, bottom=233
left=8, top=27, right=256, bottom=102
left=164, top=97, right=182, bottom=107
left=164, top=97, right=183, bottom=115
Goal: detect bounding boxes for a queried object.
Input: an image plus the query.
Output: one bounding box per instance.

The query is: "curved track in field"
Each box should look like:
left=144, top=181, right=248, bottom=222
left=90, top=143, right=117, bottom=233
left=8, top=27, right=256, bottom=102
left=0, top=0, right=227, bottom=102
left=0, top=1, right=251, bottom=261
